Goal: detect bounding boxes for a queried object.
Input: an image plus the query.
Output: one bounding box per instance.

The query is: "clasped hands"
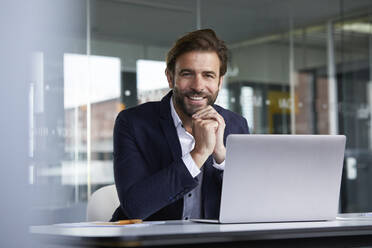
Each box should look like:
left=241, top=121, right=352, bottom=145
left=190, top=106, right=226, bottom=168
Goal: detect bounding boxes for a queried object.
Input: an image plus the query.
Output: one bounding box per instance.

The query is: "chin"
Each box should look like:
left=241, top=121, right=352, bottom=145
left=186, top=105, right=205, bottom=116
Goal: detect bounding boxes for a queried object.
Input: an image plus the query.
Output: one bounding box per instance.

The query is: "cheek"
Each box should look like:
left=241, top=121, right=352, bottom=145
left=174, top=78, right=189, bottom=90
left=207, top=82, right=220, bottom=92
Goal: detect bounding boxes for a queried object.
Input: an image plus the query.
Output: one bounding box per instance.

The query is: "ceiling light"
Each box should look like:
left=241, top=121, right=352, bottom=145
left=341, top=23, right=372, bottom=34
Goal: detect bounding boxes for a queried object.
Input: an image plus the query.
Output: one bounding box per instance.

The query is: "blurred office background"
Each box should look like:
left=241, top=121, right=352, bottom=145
left=28, top=0, right=372, bottom=224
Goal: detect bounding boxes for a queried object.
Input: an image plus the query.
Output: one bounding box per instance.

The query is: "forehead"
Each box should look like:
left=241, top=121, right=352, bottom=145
left=175, top=51, right=220, bottom=72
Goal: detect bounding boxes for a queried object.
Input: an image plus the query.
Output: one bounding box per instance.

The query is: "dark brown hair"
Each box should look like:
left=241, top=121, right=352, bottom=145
left=166, top=29, right=228, bottom=77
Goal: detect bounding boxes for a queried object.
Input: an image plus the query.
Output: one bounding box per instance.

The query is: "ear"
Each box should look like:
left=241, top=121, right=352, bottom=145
left=165, top=69, right=174, bottom=88
left=218, top=76, right=224, bottom=90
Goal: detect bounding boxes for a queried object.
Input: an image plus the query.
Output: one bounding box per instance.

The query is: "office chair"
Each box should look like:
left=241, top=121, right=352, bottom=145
left=86, top=184, right=120, bottom=221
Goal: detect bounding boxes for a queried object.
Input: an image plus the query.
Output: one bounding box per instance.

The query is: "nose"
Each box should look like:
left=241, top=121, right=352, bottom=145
left=190, top=73, right=204, bottom=93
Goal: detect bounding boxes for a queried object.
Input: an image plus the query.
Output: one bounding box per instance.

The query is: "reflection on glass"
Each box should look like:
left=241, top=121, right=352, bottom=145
left=215, top=88, right=229, bottom=110
left=137, top=59, right=169, bottom=103
left=63, top=54, right=121, bottom=202
left=240, top=86, right=254, bottom=131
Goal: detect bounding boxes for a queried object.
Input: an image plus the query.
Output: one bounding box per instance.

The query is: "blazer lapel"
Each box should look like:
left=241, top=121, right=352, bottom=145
left=159, top=91, right=182, bottom=160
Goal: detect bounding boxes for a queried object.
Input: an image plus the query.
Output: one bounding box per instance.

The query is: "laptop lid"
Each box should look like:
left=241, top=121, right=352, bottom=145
left=219, top=135, right=346, bottom=224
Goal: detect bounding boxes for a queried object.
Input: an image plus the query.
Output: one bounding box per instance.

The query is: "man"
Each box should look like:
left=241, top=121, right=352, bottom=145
left=111, top=29, right=249, bottom=221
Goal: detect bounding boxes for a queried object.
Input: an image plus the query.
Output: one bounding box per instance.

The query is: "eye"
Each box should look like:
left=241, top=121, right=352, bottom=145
left=180, top=71, right=192, bottom=77
left=205, top=73, right=215, bottom=79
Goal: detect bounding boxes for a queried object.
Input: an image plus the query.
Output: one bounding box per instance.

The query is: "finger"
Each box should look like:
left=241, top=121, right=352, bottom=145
left=193, top=110, right=219, bottom=123
left=196, top=111, right=222, bottom=122
left=192, top=106, right=214, bottom=118
left=200, top=119, right=219, bottom=131
left=192, top=117, right=203, bottom=127
left=195, top=111, right=225, bottom=127
left=194, top=109, right=215, bottom=119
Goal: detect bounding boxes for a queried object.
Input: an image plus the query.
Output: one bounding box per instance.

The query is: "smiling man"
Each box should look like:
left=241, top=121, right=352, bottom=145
left=111, top=29, right=249, bottom=221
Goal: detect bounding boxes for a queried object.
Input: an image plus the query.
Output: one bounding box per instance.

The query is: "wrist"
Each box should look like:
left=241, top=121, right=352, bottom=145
left=213, top=145, right=226, bottom=164
left=190, top=149, right=209, bottom=169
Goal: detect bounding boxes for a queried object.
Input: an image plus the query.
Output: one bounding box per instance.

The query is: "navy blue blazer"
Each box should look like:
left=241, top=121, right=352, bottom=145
left=111, top=91, right=249, bottom=221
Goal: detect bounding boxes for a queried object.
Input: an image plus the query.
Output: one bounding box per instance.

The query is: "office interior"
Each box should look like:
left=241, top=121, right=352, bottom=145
left=23, top=0, right=372, bottom=226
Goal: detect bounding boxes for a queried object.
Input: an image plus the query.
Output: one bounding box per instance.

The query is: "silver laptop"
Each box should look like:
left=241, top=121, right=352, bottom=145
left=192, top=135, right=346, bottom=224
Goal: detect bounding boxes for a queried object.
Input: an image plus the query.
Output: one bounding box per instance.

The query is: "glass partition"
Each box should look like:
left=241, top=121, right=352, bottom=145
left=30, top=0, right=372, bottom=225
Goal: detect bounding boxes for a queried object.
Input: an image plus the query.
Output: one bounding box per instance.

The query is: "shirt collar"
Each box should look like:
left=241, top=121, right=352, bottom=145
left=170, top=97, right=183, bottom=128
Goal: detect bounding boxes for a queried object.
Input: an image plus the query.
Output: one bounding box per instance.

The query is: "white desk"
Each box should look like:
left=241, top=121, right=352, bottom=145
left=31, top=215, right=372, bottom=247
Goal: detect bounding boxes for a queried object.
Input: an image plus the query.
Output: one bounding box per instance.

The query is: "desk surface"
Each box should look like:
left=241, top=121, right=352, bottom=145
left=31, top=214, right=372, bottom=247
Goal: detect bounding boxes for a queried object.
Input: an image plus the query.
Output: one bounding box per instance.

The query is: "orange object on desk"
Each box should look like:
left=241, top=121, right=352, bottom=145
left=117, top=219, right=143, bottom=225
left=94, top=219, right=143, bottom=226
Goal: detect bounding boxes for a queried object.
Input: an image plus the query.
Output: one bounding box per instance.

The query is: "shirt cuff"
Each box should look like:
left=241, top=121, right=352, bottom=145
left=182, top=153, right=201, bottom=178
left=212, top=158, right=225, bottom=170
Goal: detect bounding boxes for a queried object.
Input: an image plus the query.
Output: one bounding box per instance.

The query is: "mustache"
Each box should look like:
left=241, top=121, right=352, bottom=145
left=185, top=90, right=208, bottom=98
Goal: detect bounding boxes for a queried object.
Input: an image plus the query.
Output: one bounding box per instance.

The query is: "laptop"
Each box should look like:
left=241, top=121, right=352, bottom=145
left=192, top=135, right=346, bottom=224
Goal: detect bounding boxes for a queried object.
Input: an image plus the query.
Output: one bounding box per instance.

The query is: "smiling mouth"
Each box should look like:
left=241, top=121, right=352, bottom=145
left=186, top=95, right=207, bottom=106
left=187, top=95, right=205, bottom=101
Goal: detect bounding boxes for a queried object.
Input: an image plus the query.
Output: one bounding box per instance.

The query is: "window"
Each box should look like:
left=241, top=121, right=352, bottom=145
left=30, top=0, right=372, bottom=224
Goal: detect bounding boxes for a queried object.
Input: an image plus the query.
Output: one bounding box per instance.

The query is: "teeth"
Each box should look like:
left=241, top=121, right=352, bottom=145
left=189, top=96, right=203, bottom=100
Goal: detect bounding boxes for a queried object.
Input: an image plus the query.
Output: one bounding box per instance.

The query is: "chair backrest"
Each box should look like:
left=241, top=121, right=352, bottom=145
left=86, top=184, right=120, bottom=221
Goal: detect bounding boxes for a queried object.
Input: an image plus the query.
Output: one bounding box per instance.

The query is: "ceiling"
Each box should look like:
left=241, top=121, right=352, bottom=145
left=91, top=0, right=372, bottom=47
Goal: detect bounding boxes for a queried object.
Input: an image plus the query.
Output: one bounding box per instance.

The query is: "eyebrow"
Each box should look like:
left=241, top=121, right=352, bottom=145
left=204, top=71, right=217, bottom=76
left=178, top=69, right=194, bottom=74
left=178, top=69, right=217, bottom=76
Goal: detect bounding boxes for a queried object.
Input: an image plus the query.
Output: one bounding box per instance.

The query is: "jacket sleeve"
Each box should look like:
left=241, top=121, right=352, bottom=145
left=113, top=112, right=198, bottom=220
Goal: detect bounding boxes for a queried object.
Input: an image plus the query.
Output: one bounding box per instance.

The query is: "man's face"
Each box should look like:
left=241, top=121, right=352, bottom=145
left=167, top=51, right=223, bottom=117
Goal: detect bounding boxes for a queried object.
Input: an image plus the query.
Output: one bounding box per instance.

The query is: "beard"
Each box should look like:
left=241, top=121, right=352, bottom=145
left=172, top=85, right=219, bottom=117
